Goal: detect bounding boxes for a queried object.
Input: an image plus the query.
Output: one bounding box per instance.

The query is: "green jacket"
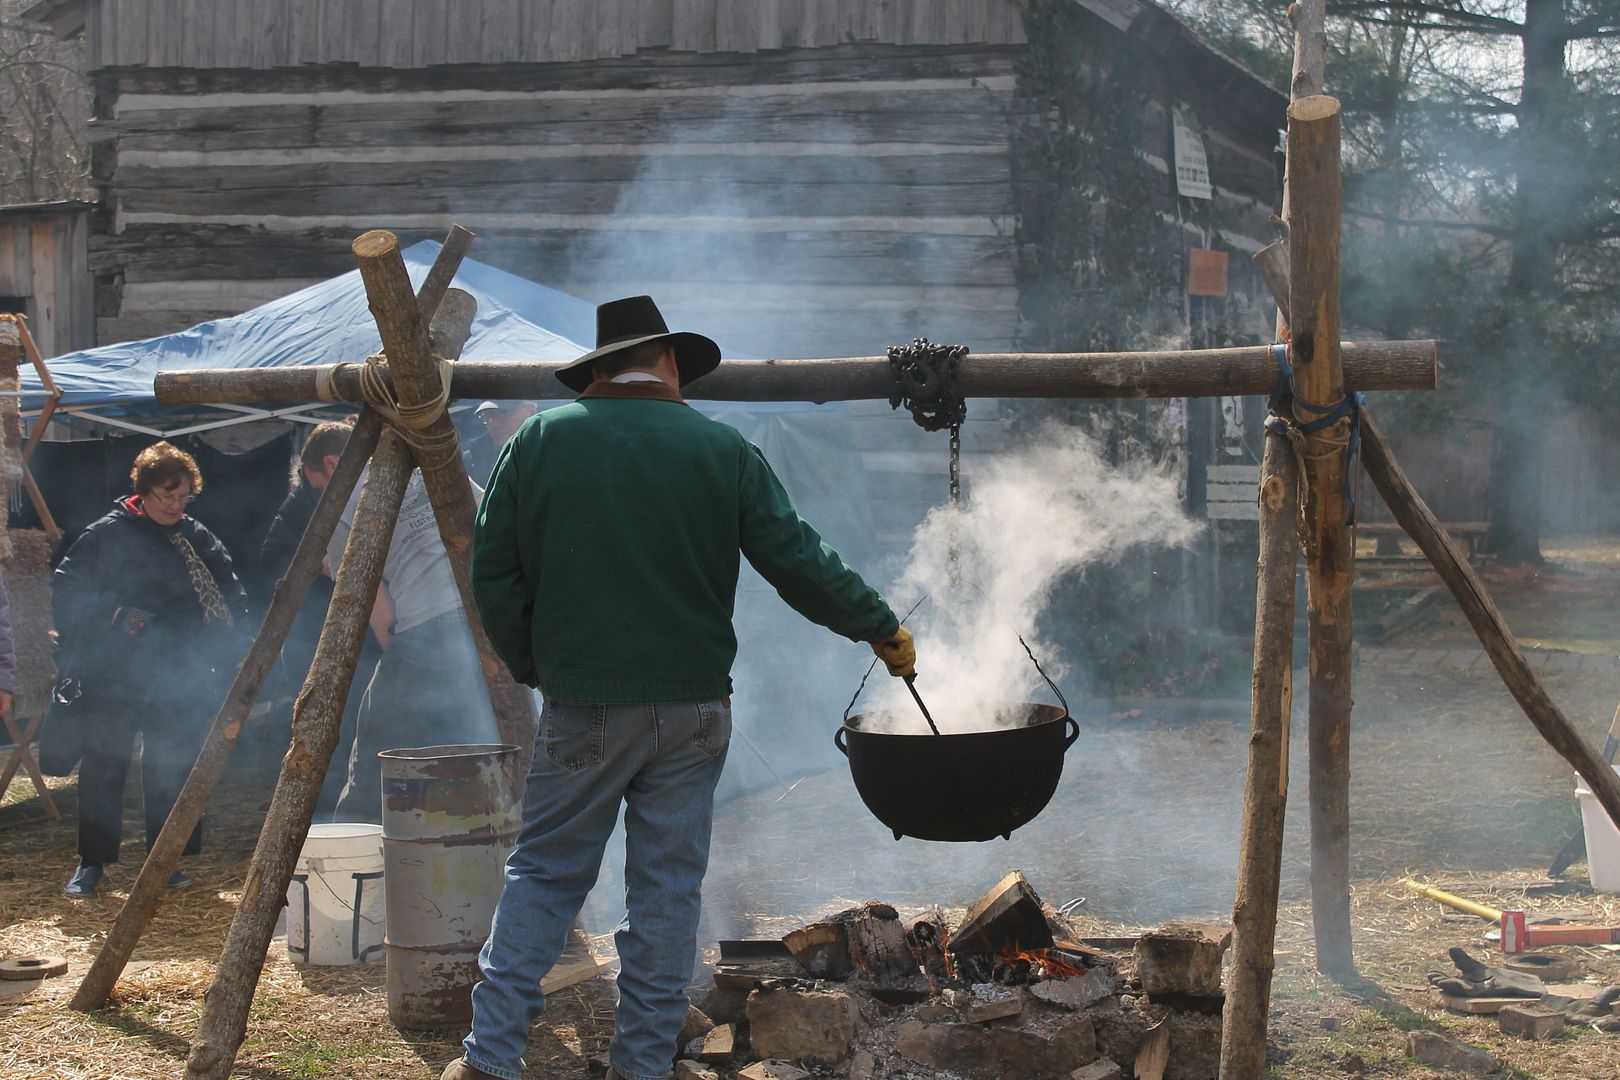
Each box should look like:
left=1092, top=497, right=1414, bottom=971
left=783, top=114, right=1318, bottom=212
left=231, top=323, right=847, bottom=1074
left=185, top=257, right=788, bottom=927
left=472, top=380, right=899, bottom=703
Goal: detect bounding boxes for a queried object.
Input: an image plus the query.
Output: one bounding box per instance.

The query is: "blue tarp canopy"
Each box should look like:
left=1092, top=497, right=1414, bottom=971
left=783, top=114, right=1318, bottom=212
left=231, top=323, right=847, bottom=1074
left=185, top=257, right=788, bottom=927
left=22, top=241, right=594, bottom=414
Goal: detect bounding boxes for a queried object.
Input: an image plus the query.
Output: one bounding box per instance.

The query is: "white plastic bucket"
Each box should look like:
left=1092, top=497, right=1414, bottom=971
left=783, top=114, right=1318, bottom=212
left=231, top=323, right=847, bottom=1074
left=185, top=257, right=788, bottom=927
left=1574, top=767, right=1620, bottom=893
left=287, top=822, right=386, bottom=965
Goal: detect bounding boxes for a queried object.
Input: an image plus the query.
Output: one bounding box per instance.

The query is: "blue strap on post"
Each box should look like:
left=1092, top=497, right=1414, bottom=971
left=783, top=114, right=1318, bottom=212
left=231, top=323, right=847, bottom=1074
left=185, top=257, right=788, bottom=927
left=1262, top=341, right=1365, bottom=524
left=1264, top=341, right=1296, bottom=437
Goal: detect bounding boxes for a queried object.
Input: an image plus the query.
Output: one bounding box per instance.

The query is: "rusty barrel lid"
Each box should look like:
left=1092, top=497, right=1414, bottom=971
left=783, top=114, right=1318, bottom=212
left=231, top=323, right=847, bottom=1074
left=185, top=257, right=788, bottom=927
left=379, top=743, right=521, bottom=843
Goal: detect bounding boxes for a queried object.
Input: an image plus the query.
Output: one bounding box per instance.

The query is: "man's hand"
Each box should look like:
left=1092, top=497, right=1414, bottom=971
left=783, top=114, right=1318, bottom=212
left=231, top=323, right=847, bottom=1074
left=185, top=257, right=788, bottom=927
left=0, top=690, right=12, bottom=718
left=869, top=626, right=916, bottom=678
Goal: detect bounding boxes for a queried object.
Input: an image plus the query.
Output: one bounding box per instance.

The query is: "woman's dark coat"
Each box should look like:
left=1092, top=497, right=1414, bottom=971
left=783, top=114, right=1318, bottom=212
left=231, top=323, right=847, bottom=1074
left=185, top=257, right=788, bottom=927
left=53, top=495, right=247, bottom=700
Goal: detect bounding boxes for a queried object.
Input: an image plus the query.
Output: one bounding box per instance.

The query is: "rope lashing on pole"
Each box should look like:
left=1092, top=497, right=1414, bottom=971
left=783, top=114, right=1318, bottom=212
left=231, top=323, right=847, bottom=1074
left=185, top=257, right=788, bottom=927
left=1263, top=341, right=1365, bottom=535
left=316, top=353, right=460, bottom=469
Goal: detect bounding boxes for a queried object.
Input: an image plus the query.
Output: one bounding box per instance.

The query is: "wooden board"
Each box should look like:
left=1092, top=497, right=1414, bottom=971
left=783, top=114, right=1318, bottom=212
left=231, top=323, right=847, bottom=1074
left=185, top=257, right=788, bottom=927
left=84, top=0, right=1034, bottom=70
left=1439, top=994, right=1538, bottom=1015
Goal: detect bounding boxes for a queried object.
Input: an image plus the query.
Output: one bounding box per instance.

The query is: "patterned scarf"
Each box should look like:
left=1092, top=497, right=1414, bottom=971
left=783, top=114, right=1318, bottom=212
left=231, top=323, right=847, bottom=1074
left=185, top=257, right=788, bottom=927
left=167, top=531, right=233, bottom=627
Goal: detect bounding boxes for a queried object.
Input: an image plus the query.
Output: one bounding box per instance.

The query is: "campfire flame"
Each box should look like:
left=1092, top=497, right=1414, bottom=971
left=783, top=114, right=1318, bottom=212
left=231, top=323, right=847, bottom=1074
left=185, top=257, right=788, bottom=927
left=1005, top=947, right=1088, bottom=980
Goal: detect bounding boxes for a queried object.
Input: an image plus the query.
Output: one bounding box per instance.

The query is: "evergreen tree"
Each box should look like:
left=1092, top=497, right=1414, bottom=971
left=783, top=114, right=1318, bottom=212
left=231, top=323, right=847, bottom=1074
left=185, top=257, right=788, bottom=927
left=1168, top=0, right=1620, bottom=560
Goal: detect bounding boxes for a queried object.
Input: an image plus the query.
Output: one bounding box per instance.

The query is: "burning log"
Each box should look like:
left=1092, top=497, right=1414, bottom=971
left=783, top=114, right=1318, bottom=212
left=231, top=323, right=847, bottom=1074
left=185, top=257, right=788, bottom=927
left=947, top=870, right=1056, bottom=958
left=782, top=921, right=852, bottom=981
left=848, top=902, right=915, bottom=984
left=908, top=910, right=952, bottom=985
left=782, top=901, right=916, bottom=985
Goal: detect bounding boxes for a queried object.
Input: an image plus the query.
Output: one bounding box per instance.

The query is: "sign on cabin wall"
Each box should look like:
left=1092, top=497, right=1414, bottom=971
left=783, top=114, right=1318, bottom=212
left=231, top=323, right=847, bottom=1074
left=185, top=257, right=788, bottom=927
left=1206, top=464, right=1261, bottom=522
left=1187, top=249, right=1229, bottom=296
left=1172, top=104, right=1213, bottom=200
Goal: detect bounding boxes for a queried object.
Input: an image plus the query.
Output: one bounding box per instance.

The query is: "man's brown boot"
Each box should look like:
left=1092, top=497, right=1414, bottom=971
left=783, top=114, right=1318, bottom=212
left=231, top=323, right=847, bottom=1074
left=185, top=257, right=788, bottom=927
left=439, top=1058, right=499, bottom=1080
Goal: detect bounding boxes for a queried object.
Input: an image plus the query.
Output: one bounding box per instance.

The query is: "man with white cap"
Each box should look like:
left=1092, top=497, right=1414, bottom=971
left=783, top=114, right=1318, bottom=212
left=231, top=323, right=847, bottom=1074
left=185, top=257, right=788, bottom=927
left=443, top=296, right=916, bottom=1080
left=465, top=400, right=537, bottom=484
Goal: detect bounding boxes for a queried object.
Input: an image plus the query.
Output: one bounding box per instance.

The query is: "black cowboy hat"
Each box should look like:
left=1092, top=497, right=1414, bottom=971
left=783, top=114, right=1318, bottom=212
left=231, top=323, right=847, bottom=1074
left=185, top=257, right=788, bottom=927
left=554, top=295, right=722, bottom=393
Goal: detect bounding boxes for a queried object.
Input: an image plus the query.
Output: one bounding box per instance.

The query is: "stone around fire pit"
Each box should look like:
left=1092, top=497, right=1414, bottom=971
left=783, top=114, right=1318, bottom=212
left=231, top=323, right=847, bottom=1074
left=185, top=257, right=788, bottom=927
left=692, top=1023, right=736, bottom=1064
left=1070, top=1060, right=1124, bottom=1080
left=678, top=1004, right=715, bottom=1047
left=1134, top=922, right=1231, bottom=999
left=1163, top=1010, right=1222, bottom=1080
left=737, top=1062, right=812, bottom=1080
left=893, top=1013, right=1097, bottom=1079
left=964, top=986, right=1025, bottom=1023
left=746, top=985, right=862, bottom=1065
left=1031, top=968, right=1116, bottom=1011
left=673, top=1062, right=720, bottom=1080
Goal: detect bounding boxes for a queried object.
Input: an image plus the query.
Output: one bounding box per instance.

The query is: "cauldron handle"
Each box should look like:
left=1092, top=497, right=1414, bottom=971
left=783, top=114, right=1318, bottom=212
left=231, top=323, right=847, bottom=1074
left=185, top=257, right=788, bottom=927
left=1016, top=631, right=1070, bottom=718
left=1062, top=715, right=1079, bottom=750
left=834, top=726, right=849, bottom=757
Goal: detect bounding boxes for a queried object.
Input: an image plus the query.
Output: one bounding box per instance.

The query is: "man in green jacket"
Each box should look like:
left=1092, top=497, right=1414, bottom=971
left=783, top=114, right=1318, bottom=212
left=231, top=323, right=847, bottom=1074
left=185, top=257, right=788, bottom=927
left=446, top=297, right=915, bottom=1080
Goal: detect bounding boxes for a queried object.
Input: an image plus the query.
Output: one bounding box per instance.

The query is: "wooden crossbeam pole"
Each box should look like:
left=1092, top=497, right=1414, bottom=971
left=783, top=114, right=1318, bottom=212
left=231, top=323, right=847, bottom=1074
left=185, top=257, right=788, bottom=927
left=350, top=229, right=537, bottom=782
left=154, top=340, right=1438, bottom=407
left=69, top=411, right=384, bottom=1012
left=1288, top=93, right=1357, bottom=979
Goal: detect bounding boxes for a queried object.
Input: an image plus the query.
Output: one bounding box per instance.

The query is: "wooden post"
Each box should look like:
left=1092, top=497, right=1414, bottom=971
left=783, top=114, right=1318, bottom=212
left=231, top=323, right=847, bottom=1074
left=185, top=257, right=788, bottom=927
left=1288, top=0, right=1328, bottom=101
left=414, top=223, right=475, bottom=317
left=350, top=229, right=538, bottom=778
left=184, top=429, right=415, bottom=1080
left=153, top=339, right=1439, bottom=407
left=1218, top=425, right=1300, bottom=1080
left=15, top=316, right=62, bottom=462
left=69, top=411, right=384, bottom=1013
left=1288, top=93, right=1357, bottom=979
left=1360, top=412, right=1620, bottom=834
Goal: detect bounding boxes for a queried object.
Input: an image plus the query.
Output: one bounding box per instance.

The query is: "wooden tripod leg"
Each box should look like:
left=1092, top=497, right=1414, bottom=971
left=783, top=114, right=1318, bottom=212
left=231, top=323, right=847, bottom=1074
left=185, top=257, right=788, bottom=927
left=351, top=230, right=538, bottom=787
left=1360, top=413, right=1620, bottom=838
left=69, top=411, right=384, bottom=1013
left=184, top=429, right=414, bottom=1080
left=1219, top=428, right=1301, bottom=1079
left=0, top=711, right=58, bottom=820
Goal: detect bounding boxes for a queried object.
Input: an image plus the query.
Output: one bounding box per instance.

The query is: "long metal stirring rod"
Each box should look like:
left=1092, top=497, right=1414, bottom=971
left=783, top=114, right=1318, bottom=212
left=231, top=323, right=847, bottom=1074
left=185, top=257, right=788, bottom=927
left=904, top=673, right=942, bottom=736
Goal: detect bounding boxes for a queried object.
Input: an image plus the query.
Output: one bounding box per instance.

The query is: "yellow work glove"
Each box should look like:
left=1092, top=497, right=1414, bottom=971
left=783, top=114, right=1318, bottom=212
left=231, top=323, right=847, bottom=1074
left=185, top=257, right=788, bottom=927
left=869, top=625, right=917, bottom=678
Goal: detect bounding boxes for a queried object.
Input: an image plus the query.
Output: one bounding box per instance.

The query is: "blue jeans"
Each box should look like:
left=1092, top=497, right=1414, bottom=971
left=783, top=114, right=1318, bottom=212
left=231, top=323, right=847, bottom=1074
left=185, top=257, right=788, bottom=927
left=462, top=698, right=732, bottom=1080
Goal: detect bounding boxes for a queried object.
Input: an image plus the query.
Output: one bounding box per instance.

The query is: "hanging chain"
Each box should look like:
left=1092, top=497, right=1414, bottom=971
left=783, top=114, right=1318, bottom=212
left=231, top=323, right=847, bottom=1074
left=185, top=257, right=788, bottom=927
left=888, top=338, right=970, bottom=581
left=949, top=423, right=961, bottom=507
left=887, top=338, right=968, bottom=433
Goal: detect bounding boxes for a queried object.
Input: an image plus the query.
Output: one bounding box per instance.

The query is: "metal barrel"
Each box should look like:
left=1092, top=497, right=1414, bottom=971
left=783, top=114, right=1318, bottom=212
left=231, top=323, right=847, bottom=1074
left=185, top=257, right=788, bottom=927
left=380, top=743, right=520, bottom=1028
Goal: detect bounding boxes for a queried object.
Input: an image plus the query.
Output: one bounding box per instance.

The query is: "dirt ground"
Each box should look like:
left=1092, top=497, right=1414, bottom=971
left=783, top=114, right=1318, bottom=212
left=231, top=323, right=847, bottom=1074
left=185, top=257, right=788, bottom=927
left=3, top=541, right=1620, bottom=1078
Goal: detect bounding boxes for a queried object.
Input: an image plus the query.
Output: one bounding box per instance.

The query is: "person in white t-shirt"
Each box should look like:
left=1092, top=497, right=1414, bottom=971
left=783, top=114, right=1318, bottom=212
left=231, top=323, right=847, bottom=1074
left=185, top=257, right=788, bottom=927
left=325, top=468, right=499, bottom=822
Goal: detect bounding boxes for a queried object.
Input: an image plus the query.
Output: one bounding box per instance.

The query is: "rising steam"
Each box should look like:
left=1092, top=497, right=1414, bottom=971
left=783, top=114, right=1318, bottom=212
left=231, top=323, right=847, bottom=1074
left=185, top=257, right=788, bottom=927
left=860, top=422, right=1202, bottom=733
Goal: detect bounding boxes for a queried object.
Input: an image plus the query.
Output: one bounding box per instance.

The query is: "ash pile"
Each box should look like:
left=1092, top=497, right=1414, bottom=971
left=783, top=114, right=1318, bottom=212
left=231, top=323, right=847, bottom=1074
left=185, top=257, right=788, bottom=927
left=666, top=871, right=1231, bottom=1080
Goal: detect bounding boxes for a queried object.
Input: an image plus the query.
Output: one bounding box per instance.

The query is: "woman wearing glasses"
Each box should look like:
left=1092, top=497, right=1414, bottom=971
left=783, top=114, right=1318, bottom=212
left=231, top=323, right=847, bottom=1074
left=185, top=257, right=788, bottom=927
left=52, top=440, right=246, bottom=898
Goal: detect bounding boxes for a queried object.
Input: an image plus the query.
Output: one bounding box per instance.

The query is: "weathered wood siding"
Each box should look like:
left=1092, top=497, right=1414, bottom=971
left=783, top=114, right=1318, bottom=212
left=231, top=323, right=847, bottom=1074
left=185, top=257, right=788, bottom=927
left=0, top=204, right=96, bottom=357
left=92, top=47, right=1030, bottom=355
left=79, top=0, right=1028, bottom=70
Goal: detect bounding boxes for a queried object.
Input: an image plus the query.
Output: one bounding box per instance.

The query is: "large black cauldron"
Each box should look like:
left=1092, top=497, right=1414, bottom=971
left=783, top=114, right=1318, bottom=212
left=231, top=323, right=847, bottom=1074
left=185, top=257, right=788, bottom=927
left=836, top=703, right=1078, bottom=842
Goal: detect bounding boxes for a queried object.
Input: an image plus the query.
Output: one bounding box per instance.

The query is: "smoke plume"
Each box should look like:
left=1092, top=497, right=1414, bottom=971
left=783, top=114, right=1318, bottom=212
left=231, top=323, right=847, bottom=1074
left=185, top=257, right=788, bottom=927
left=860, top=422, right=1202, bottom=733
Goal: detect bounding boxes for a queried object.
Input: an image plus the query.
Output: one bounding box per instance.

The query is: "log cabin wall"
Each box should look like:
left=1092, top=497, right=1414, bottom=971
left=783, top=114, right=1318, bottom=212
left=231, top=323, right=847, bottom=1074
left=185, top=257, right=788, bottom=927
left=0, top=201, right=96, bottom=357
left=34, top=0, right=1287, bottom=359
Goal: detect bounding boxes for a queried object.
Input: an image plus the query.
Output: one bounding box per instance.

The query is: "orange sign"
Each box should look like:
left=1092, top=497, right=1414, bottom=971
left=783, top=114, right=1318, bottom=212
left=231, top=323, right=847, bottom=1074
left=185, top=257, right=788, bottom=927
left=1187, top=248, right=1229, bottom=297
